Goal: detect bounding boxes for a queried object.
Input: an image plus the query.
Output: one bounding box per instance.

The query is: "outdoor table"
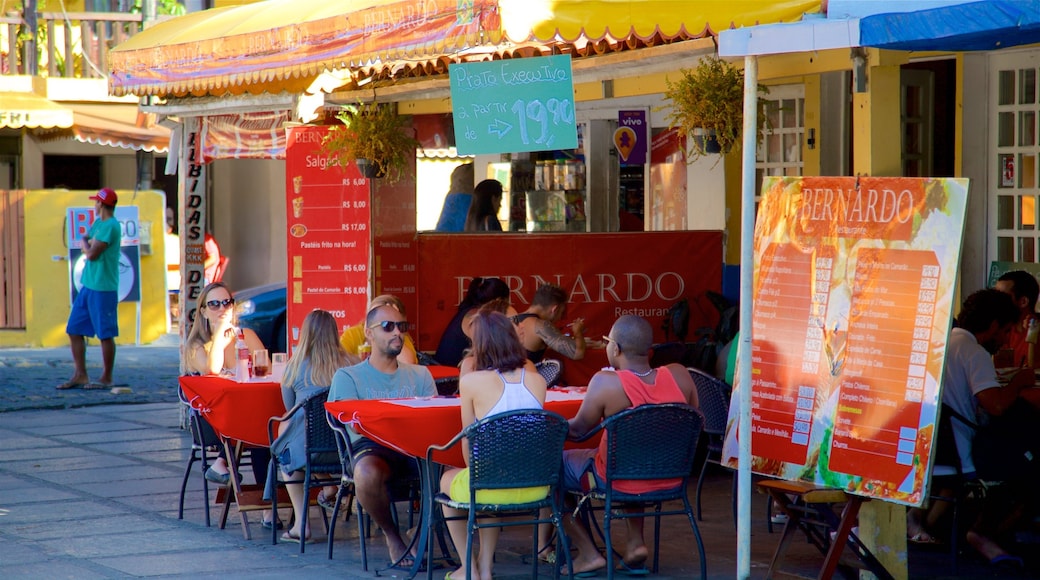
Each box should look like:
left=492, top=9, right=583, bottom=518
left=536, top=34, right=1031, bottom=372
left=179, top=375, right=285, bottom=540
left=325, top=388, right=594, bottom=578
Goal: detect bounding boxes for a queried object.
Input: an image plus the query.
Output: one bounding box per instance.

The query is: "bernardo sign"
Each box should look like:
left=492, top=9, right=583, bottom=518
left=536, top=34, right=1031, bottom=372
left=449, top=55, right=578, bottom=155
left=723, top=176, right=969, bottom=507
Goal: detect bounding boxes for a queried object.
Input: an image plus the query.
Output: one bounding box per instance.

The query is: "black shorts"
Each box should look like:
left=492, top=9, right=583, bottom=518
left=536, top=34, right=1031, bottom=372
left=351, top=436, right=420, bottom=479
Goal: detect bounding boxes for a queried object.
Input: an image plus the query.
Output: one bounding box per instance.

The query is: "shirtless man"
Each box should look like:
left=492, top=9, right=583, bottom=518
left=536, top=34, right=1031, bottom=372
left=560, top=315, right=699, bottom=576
left=512, top=283, right=586, bottom=363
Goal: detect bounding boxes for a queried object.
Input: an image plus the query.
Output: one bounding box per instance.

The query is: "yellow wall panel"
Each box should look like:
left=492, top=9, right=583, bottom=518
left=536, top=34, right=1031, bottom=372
left=0, top=189, right=168, bottom=347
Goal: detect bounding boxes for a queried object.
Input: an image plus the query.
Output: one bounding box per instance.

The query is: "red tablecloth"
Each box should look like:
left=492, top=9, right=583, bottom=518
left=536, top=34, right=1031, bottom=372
left=179, top=375, right=285, bottom=447
left=325, top=389, right=595, bottom=468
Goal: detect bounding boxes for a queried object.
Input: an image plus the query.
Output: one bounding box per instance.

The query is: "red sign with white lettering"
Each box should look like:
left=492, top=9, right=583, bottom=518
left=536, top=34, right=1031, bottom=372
left=285, top=126, right=370, bottom=349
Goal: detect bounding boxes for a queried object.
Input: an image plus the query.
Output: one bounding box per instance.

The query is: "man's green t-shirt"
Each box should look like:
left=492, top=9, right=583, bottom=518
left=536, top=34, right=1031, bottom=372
left=82, top=217, right=122, bottom=292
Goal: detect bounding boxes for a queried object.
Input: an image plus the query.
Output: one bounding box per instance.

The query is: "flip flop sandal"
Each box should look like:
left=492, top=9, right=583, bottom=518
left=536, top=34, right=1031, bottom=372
left=615, top=558, right=650, bottom=576
left=56, top=381, right=87, bottom=390
left=280, top=530, right=311, bottom=544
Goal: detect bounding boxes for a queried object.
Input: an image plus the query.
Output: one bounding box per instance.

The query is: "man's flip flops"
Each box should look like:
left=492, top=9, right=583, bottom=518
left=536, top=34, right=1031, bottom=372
left=84, top=382, right=129, bottom=390
left=56, top=381, right=87, bottom=390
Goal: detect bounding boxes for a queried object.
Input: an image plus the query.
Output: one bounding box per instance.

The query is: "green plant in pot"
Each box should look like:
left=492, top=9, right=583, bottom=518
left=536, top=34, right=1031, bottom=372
left=322, top=101, right=421, bottom=183
left=664, top=56, right=769, bottom=162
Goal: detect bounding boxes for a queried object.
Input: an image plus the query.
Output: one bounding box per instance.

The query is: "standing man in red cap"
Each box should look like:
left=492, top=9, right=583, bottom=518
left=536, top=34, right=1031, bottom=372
left=57, top=188, right=122, bottom=390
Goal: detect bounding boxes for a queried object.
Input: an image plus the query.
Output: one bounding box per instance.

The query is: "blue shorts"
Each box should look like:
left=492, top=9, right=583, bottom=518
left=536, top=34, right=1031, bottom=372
left=563, top=448, right=604, bottom=493
left=66, top=287, right=119, bottom=339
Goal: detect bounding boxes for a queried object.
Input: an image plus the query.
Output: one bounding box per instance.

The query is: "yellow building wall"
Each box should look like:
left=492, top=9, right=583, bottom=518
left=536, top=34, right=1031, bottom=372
left=0, top=189, right=168, bottom=347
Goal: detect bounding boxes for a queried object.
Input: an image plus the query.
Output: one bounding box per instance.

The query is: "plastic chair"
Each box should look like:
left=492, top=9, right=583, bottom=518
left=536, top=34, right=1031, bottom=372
left=177, top=386, right=220, bottom=527
left=266, top=391, right=338, bottom=553
left=687, top=367, right=734, bottom=524
left=535, top=358, right=562, bottom=387
left=325, top=411, right=422, bottom=569
left=571, top=403, right=707, bottom=580
left=426, top=409, right=573, bottom=580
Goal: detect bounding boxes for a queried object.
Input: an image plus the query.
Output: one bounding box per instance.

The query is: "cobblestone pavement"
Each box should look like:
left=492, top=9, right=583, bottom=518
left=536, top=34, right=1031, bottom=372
left=0, top=335, right=181, bottom=413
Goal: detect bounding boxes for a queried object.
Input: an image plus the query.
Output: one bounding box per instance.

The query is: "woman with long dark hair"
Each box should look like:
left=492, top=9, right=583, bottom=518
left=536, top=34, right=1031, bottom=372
left=434, top=277, right=510, bottom=367
left=438, top=310, right=548, bottom=580
left=463, top=179, right=503, bottom=232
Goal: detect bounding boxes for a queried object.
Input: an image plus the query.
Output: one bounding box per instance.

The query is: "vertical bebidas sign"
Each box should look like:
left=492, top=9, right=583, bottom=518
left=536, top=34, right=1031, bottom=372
left=180, top=117, right=207, bottom=347
left=722, top=176, right=969, bottom=506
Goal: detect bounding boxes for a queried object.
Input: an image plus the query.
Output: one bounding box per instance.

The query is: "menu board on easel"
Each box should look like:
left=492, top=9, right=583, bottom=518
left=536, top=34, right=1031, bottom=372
left=284, top=125, right=370, bottom=350
left=722, top=176, right=969, bottom=506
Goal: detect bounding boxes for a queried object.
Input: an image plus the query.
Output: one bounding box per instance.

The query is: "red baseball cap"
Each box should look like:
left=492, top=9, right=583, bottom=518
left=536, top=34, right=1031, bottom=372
left=89, top=188, right=118, bottom=206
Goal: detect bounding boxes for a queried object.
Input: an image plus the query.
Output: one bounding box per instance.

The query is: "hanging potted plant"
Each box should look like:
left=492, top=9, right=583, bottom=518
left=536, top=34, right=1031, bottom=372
left=322, top=101, right=421, bottom=183
left=664, top=56, right=769, bottom=162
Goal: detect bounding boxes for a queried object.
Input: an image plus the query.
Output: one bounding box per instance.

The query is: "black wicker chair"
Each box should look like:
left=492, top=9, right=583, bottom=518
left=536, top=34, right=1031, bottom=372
left=267, top=390, right=338, bottom=553
left=535, top=358, right=563, bottom=387
left=426, top=409, right=573, bottom=580
left=571, top=403, right=707, bottom=580
left=177, top=386, right=220, bottom=527
left=687, top=367, right=734, bottom=524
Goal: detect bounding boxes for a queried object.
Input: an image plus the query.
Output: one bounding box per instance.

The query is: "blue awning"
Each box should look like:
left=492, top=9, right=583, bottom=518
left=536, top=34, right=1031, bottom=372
left=720, top=0, right=1040, bottom=56
left=861, top=0, right=1040, bottom=51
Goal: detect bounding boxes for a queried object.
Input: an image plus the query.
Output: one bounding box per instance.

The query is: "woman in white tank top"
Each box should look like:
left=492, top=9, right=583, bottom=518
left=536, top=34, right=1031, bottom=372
left=439, top=309, right=547, bottom=580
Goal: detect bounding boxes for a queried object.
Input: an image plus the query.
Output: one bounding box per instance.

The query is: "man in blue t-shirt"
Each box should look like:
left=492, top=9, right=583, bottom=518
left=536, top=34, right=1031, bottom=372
left=329, top=300, right=434, bottom=567
left=58, top=188, right=122, bottom=390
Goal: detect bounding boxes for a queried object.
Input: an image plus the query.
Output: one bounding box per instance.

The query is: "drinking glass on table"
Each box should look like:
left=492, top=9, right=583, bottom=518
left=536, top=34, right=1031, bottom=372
left=271, top=352, right=288, bottom=381
left=252, top=349, right=270, bottom=378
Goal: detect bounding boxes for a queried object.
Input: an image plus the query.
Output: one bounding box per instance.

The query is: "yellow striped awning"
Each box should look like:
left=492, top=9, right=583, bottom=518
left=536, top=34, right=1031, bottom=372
left=110, top=0, right=820, bottom=98
left=0, top=92, right=74, bottom=129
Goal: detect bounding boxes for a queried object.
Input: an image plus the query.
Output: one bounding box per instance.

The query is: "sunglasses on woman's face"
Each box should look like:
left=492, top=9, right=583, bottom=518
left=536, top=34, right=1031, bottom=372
left=206, top=298, right=235, bottom=310
left=368, top=320, right=410, bottom=333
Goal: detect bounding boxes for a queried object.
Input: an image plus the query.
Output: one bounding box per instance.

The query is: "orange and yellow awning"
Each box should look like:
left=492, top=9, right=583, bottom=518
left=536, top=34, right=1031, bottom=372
left=110, top=0, right=820, bottom=98
left=39, top=105, right=170, bottom=152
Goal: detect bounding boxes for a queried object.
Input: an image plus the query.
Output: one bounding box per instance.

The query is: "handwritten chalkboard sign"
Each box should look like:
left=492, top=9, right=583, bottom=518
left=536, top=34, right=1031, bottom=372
left=450, top=55, right=578, bottom=155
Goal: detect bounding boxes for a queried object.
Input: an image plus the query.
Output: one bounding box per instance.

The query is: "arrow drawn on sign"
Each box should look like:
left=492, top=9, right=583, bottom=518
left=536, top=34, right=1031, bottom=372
left=488, top=119, right=512, bottom=138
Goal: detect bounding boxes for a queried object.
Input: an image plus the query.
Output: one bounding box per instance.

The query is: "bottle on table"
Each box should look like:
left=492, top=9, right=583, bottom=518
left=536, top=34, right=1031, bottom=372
left=235, top=328, right=252, bottom=381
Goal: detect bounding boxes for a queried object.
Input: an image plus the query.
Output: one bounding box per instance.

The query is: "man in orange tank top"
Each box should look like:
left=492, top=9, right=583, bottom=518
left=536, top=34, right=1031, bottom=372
left=559, top=315, right=700, bottom=577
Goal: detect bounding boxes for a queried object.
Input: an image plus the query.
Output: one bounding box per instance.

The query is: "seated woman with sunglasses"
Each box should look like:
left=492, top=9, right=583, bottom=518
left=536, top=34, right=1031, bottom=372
left=184, top=282, right=281, bottom=529
left=185, top=282, right=265, bottom=376
left=339, top=294, right=417, bottom=364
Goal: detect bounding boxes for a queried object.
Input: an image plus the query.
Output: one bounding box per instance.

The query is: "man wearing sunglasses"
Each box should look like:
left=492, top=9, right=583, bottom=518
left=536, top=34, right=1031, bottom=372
left=58, top=188, right=122, bottom=391
left=329, top=300, right=435, bottom=568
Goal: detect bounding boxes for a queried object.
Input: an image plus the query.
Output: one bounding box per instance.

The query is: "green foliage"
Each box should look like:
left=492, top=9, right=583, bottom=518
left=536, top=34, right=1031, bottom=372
left=322, top=102, right=421, bottom=183
left=664, top=57, right=768, bottom=161
left=131, top=0, right=187, bottom=16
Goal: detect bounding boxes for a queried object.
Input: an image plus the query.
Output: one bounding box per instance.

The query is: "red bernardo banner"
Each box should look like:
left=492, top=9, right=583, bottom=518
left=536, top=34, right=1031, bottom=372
left=723, top=176, right=970, bottom=506
left=285, top=126, right=370, bottom=350
left=415, top=231, right=723, bottom=384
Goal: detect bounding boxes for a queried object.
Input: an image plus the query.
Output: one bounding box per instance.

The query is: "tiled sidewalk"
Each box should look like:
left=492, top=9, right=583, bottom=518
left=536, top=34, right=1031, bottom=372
left=0, top=401, right=1028, bottom=579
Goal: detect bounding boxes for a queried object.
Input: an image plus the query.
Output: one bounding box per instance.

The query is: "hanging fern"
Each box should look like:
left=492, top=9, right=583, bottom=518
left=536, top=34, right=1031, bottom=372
left=664, top=57, right=769, bottom=161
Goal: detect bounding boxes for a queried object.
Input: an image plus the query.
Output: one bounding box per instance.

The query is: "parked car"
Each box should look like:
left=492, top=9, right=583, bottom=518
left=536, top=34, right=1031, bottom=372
left=234, top=282, right=287, bottom=354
